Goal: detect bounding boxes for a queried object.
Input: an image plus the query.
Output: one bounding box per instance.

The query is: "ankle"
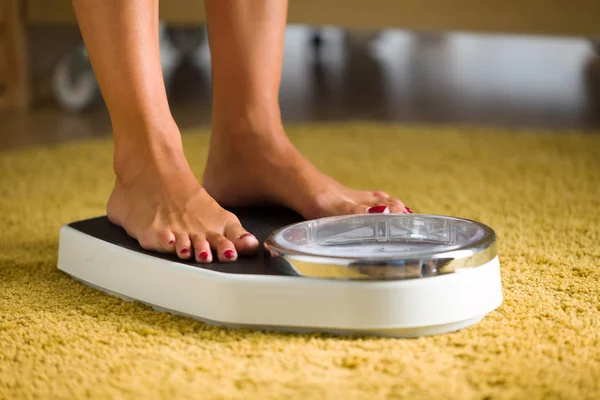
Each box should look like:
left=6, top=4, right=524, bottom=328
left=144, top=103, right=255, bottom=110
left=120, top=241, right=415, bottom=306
left=211, top=102, right=283, bottom=138
left=113, top=125, right=188, bottom=185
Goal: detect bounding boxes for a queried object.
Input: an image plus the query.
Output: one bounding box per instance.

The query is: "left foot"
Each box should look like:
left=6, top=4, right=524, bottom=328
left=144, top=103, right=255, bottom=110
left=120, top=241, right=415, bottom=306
left=203, top=124, right=409, bottom=219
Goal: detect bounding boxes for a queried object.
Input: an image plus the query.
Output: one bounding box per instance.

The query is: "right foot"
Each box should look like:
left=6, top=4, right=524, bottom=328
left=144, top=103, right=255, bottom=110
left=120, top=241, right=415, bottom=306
left=106, top=132, right=259, bottom=263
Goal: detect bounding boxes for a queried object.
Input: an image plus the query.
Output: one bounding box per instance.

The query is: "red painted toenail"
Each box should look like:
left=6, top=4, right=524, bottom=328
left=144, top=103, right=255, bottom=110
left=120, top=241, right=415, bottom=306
left=406, top=207, right=414, bottom=214
left=181, top=248, right=189, bottom=255
left=367, top=205, right=389, bottom=214
left=224, top=249, right=235, bottom=259
left=168, top=240, right=175, bottom=245
left=199, top=250, right=209, bottom=260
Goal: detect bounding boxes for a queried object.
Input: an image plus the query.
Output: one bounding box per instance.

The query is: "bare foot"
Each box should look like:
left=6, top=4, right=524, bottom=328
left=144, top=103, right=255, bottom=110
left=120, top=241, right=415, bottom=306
left=107, top=128, right=259, bottom=263
left=203, top=124, right=409, bottom=220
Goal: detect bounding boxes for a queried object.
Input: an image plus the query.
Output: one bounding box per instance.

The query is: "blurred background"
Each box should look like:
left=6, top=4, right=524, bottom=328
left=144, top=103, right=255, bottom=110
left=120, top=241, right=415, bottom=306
left=1, top=0, right=600, bottom=150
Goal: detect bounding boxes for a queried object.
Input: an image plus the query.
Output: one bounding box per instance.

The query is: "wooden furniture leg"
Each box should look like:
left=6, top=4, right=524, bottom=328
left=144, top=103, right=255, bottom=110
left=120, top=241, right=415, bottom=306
left=0, top=0, right=29, bottom=110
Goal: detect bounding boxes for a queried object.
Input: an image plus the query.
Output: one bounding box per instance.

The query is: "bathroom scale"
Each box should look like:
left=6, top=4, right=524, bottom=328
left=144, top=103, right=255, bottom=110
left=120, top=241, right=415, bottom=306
left=57, top=208, right=503, bottom=338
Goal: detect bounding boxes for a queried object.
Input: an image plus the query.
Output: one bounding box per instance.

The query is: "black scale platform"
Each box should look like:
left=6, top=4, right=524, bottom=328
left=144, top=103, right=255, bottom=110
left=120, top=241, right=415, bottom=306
left=68, top=207, right=304, bottom=276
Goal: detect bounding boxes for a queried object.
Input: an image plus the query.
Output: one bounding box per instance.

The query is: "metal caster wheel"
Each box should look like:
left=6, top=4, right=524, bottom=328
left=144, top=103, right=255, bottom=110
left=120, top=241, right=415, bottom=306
left=52, top=45, right=100, bottom=113
left=311, top=30, right=325, bottom=50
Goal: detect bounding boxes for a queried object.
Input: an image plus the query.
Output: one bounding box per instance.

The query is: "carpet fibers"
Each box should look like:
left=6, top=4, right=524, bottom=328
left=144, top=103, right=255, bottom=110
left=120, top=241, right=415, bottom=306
left=1, top=124, right=599, bottom=400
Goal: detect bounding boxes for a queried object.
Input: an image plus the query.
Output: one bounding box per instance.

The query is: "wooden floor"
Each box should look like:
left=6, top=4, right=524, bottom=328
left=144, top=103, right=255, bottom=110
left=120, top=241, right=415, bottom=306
left=1, top=25, right=599, bottom=151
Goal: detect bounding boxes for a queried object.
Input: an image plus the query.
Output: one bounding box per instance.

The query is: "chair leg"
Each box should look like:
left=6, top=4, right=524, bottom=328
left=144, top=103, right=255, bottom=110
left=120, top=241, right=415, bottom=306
left=0, top=0, right=29, bottom=110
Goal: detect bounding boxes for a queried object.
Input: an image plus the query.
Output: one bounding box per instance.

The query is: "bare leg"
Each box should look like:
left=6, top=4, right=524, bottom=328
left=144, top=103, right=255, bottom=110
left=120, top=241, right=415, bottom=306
left=203, top=0, right=408, bottom=218
left=72, top=0, right=259, bottom=262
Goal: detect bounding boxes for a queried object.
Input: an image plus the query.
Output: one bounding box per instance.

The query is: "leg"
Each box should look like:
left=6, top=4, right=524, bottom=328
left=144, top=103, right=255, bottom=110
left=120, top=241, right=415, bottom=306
left=72, top=0, right=258, bottom=262
left=203, top=0, right=408, bottom=218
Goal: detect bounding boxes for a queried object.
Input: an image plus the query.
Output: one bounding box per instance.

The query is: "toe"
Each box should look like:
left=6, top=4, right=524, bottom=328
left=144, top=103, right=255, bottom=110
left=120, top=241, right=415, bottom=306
left=366, top=196, right=406, bottom=213
left=372, top=190, right=389, bottom=199
left=339, top=200, right=370, bottom=216
left=156, top=229, right=176, bottom=252
left=174, top=232, right=193, bottom=260
left=351, top=190, right=385, bottom=205
left=138, top=228, right=172, bottom=253
left=224, top=222, right=259, bottom=256
left=207, top=232, right=237, bottom=262
left=191, top=234, right=212, bottom=263
left=384, top=198, right=407, bottom=213
left=365, top=197, right=409, bottom=214
left=367, top=205, right=390, bottom=214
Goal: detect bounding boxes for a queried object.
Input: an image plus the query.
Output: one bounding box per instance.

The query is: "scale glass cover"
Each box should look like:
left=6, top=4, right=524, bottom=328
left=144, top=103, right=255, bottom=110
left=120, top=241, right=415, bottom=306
left=264, top=214, right=497, bottom=280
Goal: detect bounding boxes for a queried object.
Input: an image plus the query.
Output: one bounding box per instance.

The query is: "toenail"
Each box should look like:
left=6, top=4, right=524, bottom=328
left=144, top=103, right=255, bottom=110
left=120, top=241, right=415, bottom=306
left=224, top=249, right=235, bottom=259
left=181, top=248, right=190, bottom=255
left=406, top=207, right=414, bottom=214
left=199, top=250, right=209, bottom=260
left=168, top=240, right=175, bottom=245
left=238, top=233, right=255, bottom=240
left=367, top=205, right=389, bottom=214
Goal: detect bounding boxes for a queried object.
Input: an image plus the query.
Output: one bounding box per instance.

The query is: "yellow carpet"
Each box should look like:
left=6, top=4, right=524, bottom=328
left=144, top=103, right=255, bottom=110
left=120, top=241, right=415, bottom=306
left=1, top=124, right=599, bottom=400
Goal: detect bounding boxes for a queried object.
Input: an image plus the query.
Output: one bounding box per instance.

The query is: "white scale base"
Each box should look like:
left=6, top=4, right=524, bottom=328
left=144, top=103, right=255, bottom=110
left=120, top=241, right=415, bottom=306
left=58, top=225, right=503, bottom=338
